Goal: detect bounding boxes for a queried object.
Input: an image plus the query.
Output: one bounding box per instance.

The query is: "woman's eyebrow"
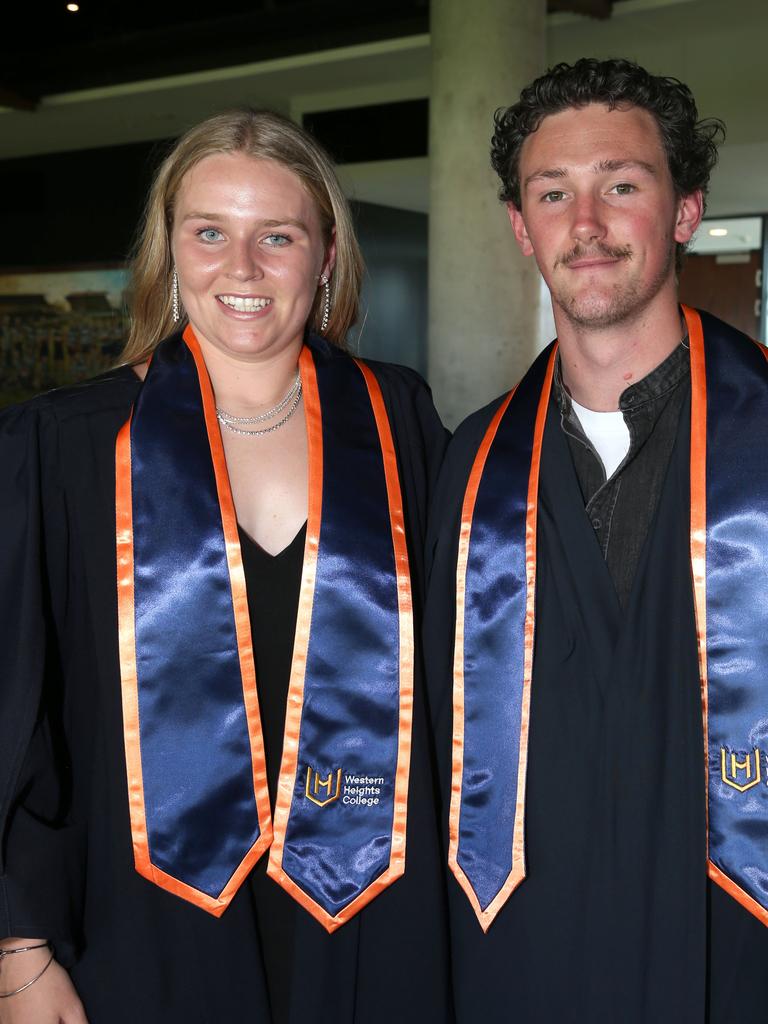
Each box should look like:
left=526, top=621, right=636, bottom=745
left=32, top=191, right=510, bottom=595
left=181, top=211, right=309, bottom=231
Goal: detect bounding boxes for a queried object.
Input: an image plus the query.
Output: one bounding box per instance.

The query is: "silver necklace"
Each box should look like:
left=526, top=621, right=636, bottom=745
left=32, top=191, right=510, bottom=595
left=216, top=371, right=300, bottom=424
left=217, top=379, right=303, bottom=437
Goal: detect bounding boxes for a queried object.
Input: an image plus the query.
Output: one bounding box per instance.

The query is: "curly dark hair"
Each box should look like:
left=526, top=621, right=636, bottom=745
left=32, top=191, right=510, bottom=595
left=491, top=57, right=725, bottom=212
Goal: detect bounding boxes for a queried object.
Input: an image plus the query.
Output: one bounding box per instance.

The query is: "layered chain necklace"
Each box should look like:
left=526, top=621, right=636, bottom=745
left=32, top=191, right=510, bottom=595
left=216, top=370, right=302, bottom=437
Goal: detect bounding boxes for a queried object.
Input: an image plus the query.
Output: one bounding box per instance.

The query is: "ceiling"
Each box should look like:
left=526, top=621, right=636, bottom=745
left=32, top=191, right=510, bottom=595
left=2, top=0, right=767, bottom=218
left=2, top=0, right=630, bottom=106
left=1, top=0, right=430, bottom=103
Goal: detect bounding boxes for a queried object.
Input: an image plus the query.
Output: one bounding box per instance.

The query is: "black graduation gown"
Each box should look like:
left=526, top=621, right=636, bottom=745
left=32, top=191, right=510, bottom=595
left=0, top=341, right=453, bottom=1024
left=425, top=393, right=768, bottom=1023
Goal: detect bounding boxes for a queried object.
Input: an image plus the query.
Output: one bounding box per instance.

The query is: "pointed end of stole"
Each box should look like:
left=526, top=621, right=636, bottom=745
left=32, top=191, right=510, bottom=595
left=451, top=861, right=527, bottom=933
left=450, top=860, right=528, bottom=933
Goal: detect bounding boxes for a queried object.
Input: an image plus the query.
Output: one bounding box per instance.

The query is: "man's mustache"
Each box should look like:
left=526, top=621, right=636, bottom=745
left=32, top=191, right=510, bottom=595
left=554, top=242, right=633, bottom=269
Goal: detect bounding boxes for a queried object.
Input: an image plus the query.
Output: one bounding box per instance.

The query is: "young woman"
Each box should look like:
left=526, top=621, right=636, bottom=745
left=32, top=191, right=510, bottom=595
left=0, top=109, right=451, bottom=1024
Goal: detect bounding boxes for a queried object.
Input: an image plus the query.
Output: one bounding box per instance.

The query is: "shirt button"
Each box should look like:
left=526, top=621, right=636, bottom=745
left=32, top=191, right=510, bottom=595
left=591, top=517, right=602, bottom=529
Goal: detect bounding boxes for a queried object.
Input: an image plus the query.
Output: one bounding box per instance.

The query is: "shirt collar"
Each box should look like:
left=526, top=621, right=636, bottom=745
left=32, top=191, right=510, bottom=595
left=554, top=336, right=690, bottom=420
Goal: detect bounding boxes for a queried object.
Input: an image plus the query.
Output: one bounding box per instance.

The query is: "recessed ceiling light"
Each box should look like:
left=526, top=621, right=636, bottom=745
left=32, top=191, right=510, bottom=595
left=66, top=3, right=80, bottom=11
left=709, top=228, right=728, bottom=237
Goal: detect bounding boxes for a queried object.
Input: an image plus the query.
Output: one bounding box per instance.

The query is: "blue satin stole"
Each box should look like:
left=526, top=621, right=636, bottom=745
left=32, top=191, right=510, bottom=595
left=452, top=306, right=768, bottom=931
left=450, top=342, right=555, bottom=931
left=688, top=306, right=768, bottom=927
left=116, top=327, right=412, bottom=931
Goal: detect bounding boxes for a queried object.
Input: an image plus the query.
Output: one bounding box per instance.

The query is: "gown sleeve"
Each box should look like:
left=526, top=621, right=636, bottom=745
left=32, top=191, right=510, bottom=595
left=0, top=400, right=85, bottom=965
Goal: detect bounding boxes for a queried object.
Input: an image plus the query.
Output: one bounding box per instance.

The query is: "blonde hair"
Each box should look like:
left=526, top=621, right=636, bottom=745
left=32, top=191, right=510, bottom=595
left=121, top=108, right=363, bottom=365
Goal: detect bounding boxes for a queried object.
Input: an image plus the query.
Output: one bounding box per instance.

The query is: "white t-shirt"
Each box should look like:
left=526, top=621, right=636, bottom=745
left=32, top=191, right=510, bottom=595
left=570, top=397, right=631, bottom=480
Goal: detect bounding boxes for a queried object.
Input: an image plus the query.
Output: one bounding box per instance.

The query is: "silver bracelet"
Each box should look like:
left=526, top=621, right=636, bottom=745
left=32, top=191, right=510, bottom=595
left=0, top=947, right=55, bottom=998
left=0, top=943, right=49, bottom=959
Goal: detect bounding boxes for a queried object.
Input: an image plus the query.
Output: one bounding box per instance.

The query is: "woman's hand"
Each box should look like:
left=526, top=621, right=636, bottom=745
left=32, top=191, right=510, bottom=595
left=0, top=941, right=88, bottom=1024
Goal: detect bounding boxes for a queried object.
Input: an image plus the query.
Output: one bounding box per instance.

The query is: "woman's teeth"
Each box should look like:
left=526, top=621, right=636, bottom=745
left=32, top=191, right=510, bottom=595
left=218, top=296, right=271, bottom=312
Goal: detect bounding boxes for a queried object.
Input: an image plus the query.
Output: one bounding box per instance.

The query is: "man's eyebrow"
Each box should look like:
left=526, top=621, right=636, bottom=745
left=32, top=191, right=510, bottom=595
left=594, top=158, right=658, bottom=175
left=523, top=158, right=658, bottom=190
left=523, top=167, right=567, bottom=189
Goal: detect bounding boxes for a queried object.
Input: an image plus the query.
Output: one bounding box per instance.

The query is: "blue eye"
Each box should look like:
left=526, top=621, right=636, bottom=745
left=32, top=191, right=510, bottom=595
left=263, top=233, right=290, bottom=247
left=197, top=228, right=223, bottom=242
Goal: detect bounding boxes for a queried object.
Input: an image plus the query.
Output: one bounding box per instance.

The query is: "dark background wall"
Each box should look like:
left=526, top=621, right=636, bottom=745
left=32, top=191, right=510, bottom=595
left=353, top=202, right=427, bottom=376
left=0, top=139, right=169, bottom=269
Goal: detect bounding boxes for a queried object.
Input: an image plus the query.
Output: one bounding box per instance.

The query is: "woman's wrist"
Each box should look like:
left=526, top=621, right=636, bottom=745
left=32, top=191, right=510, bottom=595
left=0, top=941, right=54, bottom=998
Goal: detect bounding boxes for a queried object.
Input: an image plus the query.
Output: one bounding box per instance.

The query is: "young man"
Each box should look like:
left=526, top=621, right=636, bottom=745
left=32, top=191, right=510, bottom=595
left=425, top=58, right=768, bottom=1022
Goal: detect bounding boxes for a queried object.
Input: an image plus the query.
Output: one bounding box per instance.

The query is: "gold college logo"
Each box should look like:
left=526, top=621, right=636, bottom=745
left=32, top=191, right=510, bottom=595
left=720, top=747, right=762, bottom=792
left=305, top=766, right=342, bottom=807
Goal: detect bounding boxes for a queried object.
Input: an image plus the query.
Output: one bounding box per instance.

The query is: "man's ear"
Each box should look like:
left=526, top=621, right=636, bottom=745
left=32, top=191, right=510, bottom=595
left=674, top=189, right=704, bottom=246
left=506, top=202, right=534, bottom=256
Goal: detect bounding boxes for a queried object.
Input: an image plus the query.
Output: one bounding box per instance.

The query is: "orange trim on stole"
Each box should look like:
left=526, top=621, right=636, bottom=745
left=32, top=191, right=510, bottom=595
left=449, top=346, right=557, bottom=932
left=115, top=413, right=151, bottom=881
left=267, top=346, right=326, bottom=924
left=115, top=329, right=272, bottom=917
left=683, top=305, right=709, bottom=855
left=267, top=353, right=413, bottom=932
left=354, top=358, right=413, bottom=887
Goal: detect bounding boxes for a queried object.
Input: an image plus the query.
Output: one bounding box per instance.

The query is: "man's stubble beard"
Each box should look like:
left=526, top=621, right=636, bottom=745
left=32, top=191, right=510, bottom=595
left=549, top=237, right=676, bottom=331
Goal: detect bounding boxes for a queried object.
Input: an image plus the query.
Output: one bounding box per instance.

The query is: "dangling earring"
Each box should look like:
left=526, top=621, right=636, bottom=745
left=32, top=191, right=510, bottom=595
left=319, top=274, right=331, bottom=334
left=172, top=268, right=180, bottom=324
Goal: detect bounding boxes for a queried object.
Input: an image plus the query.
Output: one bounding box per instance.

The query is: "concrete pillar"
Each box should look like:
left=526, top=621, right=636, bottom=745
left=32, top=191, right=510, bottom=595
left=428, top=0, right=547, bottom=427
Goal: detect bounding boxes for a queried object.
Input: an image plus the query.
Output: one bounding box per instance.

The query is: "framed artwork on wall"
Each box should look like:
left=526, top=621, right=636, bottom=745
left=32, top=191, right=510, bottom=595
left=0, top=265, right=129, bottom=408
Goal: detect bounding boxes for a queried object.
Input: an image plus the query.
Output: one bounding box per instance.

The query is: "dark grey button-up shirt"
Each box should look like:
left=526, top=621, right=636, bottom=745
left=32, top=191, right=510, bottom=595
left=554, top=340, right=690, bottom=607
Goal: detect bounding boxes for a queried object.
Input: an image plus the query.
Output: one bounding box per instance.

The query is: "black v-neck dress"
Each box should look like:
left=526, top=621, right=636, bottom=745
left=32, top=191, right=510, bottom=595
left=0, top=342, right=453, bottom=1024
left=241, top=524, right=305, bottom=1024
left=425, top=395, right=768, bottom=1023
